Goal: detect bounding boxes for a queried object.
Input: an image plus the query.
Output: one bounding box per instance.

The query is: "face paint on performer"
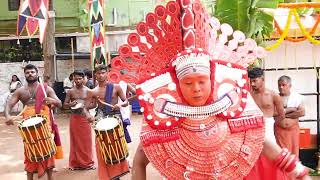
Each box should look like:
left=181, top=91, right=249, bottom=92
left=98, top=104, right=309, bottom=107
left=179, top=73, right=211, bottom=106
left=174, top=52, right=211, bottom=106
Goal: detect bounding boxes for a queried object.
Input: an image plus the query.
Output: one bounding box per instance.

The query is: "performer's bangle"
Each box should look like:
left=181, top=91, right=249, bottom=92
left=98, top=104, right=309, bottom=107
left=297, top=167, right=309, bottom=178
left=284, top=156, right=298, bottom=172
left=276, top=153, right=309, bottom=179
left=274, top=148, right=289, bottom=166
left=290, top=161, right=309, bottom=178
left=280, top=152, right=292, bottom=169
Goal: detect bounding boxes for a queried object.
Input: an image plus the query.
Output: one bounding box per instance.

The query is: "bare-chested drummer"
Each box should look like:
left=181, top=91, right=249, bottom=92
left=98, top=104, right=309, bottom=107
left=83, top=64, right=129, bottom=180
left=63, top=69, right=94, bottom=170
left=4, top=64, right=62, bottom=180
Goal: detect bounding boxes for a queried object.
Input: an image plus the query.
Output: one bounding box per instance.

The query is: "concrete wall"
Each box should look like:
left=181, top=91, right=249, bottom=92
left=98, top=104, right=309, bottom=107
left=0, top=59, right=91, bottom=112
left=263, top=40, right=320, bottom=134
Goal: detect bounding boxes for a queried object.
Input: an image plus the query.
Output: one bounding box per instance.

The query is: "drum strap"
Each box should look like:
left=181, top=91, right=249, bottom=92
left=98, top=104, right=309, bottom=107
left=105, top=83, right=114, bottom=113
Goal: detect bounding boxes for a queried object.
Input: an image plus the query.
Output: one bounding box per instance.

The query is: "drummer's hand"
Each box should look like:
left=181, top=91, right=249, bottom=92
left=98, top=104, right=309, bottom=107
left=5, top=119, right=14, bottom=126
left=112, top=104, right=121, bottom=111
left=5, top=117, right=15, bottom=126
left=44, top=97, right=56, bottom=105
left=70, top=101, right=77, bottom=107
left=87, top=115, right=95, bottom=123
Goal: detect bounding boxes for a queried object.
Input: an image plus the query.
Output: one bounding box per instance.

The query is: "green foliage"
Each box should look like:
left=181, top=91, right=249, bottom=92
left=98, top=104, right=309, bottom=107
left=214, top=0, right=251, bottom=34
left=214, top=0, right=280, bottom=40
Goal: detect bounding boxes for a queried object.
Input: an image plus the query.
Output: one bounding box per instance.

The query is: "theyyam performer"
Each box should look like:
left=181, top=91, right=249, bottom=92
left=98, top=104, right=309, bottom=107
left=106, top=0, right=311, bottom=179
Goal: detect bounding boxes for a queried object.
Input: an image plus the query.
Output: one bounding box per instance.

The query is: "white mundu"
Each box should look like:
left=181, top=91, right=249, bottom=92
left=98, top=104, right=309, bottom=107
left=264, top=117, right=277, bottom=145
left=118, top=81, right=131, bottom=120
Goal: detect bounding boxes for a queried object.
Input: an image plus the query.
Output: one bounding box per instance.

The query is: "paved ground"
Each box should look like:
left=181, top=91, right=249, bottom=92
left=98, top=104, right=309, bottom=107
left=0, top=113, right=161, bottom=180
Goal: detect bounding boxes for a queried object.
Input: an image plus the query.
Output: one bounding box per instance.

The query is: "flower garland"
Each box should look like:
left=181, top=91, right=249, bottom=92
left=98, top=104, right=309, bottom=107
left=266, top=9, right=294, bottom=51
left=267, top=9, right=320, bottom=50
left=293, top=8, right=320, bottom=45
left=274, top=13, right=320, bottom=43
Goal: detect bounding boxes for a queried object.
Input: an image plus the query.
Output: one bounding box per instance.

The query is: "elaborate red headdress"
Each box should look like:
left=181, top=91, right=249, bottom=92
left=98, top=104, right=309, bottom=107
left=108, top=0, right=266, bottom=84
left=109, top=0, right=267, bottom=179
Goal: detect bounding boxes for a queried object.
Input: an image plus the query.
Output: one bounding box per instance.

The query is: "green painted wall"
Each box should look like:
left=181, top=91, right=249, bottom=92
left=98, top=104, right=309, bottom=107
left=0, top=1, right=19, bottom=20
left=0, top=0, right=216, bottom=36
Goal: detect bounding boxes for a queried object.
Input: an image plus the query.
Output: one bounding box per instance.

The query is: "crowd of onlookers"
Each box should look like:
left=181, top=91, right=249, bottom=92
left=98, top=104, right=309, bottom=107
left=63, top=69, right=95, bottom=92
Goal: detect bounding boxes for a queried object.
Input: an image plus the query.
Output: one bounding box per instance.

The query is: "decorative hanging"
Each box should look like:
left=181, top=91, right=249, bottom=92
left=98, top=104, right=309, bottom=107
left=266, top=2, right=320, bottom=51
left=293, top=9, right=320, bottom=45
left=88, top=0, right=107, bottom=68
left=266, top=9, right=294, bottom=51
left=17, top=0, right=49, bottom=44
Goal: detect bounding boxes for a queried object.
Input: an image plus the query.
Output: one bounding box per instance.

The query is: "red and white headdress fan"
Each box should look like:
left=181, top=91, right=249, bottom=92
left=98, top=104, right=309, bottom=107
left=108, top=0, right=268, bottom=179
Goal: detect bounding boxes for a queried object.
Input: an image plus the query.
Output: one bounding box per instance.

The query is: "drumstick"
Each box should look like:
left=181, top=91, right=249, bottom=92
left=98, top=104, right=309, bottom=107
left=39, top=77, right=56, bottom=124
left=11, top=106, right=27, bottom=122
left=96, top=98, right=114, bottom=108
left=17, top=106, right=27, bottom=117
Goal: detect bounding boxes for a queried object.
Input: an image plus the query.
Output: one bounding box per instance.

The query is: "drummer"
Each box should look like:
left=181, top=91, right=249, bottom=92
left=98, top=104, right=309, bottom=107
left=4, top=64, right=62, bottom=180
left=63, top=70, right=94, bottom=170
left=83, top=64, right=129, bottom=180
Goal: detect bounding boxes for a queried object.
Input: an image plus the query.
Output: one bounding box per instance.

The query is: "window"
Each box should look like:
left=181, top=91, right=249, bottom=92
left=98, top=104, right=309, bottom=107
left=8, top=0, right=20, bottom=11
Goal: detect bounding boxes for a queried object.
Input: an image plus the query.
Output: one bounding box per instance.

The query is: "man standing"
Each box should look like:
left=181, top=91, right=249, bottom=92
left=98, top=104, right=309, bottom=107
left=248, top=68, right=285, bottom=143
left=83, top=64, right=129, bottom=180
left=275, top=75, right=305, bottom=156
left=64, top=70, right=94, bottom=170
left=5, top=64, right=62, bottom=180
left=247, top=67, right=286, bottom=180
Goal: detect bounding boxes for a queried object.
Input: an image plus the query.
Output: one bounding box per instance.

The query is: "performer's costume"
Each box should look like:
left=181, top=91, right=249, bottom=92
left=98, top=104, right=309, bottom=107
left=275, top=92, right=304, bottom=155
left=107, top=0, right=309, bottom=179
left=69, top=108, right=94, bottom=169
left=245, top=118, right=287, bottom=180
left=22, top=84, right=63, bottom=177
left=95, top=83, right=130, bottom=180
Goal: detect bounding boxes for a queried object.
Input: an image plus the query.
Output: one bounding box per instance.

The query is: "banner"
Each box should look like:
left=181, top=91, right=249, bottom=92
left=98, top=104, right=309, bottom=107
left=88, top=0, right=107, bottom=68
left=17, top=0, right=49, bottom=44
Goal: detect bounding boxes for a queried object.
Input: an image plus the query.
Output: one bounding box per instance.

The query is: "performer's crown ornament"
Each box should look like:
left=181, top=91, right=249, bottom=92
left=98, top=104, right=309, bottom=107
left=172, top=49, right=211, bottom=79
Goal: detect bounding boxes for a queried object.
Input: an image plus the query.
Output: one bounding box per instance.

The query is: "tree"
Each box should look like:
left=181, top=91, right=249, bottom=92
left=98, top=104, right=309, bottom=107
left=214, top=0, right=282, bottom=43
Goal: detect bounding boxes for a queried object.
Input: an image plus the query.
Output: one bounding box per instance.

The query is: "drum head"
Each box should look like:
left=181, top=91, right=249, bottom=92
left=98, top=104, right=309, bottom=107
left=21, top=116, right=45, bottom=127
left=71, top=103, right=84, bottom=110
left=95, top=117, right=119, bottom=130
